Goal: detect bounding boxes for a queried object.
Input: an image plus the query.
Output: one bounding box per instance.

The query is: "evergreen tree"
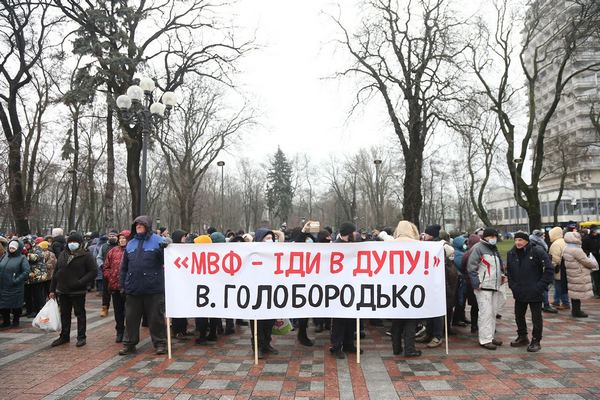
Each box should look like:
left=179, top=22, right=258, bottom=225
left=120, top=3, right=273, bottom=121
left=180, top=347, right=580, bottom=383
left=266, top=147, right=293, bottom=225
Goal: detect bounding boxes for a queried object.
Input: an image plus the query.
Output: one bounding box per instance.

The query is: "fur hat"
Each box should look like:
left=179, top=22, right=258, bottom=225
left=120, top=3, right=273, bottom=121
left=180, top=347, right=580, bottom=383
left=52, top=228, right=64, bottom=238
left=68, top=232, right=84, bottom=244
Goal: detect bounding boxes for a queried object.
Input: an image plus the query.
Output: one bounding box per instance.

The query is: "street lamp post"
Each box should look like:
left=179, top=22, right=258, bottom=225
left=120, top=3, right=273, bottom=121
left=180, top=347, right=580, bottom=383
left=374, top=159, right=382, bottom=227
left=116, top=77, right=177, bottom=215
left=513, top=158, right=523, bottom=231
left=217, top=161, right=225, bottom=231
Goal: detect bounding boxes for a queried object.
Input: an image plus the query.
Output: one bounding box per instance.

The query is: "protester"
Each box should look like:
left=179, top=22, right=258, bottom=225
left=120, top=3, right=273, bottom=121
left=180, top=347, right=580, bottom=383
left=193, top=234, right=221, bottom=345
left=97, top=230, right=119, bottom=317
left=582, top=225, right=600, bottom=297
left=452, top=234, right=469, bottom=327
left=390, top=220, right=422, bottom=357
left=249, top=228, right=278, bottom=359
left=103, top=230, right=130, bottom=343
left=0, top=240, right=30, bottom=328
left=507, top=232, right=553, bottom=352
left=170, top=229, right=192, bottom=340
left=528, top=229, right=557, bottom=314
left=119, top=216, right=167, bottom=355
left=39, top=240, right=57, bottom=298
left=563, top=231, right=598, bottom=318
left=25, top=238, right=49, bottom=317
left=548, top=227, right=570, bottom=310
left=49, top=232, right=96, bottom=347
left=51, top=228, right=66, bottom=259
left=467, top=228, right=505, bottom=350
left=330, top=222, right=361, bottom=359
left=291, top=230, right=315, bottom=347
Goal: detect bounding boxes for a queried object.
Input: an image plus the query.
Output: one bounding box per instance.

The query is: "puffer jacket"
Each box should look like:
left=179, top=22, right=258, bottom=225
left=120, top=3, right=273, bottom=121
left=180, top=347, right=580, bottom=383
left=393, top=220, right=419, bottom=242
left=121, top=215, right=165, bottom=295
left=548, top=227, right=566, bottom=280
left=43, top=250, right=57, bottom=280
left=0, top=241, right=30, bottom=309
left=467, top=239, right=504, bottom=291
left=103, top=245, right=125, bottom=291
left=27, top=246, right=48, bottom=284
left=563, top=232, right=597, bottom=300
left=452, top=235, right=468, bottom=272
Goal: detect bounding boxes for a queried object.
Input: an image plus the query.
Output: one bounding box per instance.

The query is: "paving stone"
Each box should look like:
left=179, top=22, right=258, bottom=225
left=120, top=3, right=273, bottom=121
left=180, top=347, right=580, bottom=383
left=147, top=377, right=178, bottom=388
left=253, top=379, right=283, bottom=392
left=420, top=380, right=453, bottom=391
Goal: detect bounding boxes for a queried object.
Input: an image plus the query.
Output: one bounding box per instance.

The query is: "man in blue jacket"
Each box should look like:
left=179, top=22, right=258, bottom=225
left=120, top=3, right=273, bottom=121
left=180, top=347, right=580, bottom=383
left=507, top=232, right=554, bottom=353
left=118, top=216, right=167, bottom=355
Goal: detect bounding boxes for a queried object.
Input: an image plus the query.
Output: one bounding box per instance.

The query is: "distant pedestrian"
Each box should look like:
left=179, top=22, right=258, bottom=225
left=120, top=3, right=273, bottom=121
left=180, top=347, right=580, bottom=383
left=564, top=231, right=598, bottom=318
left=549, top=227, right=570, bottom=309
left=49, top=232, right=96, bottom=347
left=507, top=232, right=553, bottom=352
left=0, top=240, right=30, bottom=328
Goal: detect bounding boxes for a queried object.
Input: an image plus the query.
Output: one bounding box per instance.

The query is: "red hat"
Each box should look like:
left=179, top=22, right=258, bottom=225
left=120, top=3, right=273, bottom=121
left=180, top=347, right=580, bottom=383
left=35, top=237, right=44, bottom=244
left=119, top=230, right=131, bottom=238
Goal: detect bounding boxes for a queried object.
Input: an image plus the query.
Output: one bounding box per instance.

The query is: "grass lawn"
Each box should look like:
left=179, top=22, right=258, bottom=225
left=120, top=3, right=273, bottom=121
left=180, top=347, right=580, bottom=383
left=496, top=239, right=513, bottom=260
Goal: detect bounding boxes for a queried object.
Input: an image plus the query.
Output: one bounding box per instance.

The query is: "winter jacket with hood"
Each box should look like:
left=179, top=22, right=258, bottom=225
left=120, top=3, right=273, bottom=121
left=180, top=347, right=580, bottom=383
left=582, top=231, right=600, bottom=265
left=529, top=234, right=548, bottom=252
left=452, top=235, right=468, bottom=273
left=393, top=220, right=419, bottom=242
left=467, top=239, right=504, bottom=291
left=0, top=241, right=30, bottom=309
left=563, top=232, right=597, bottom=300
left=171, top=230, right=188, bottom=244
left=51, top=235, right=66, bottom=259
left=548, top=227, right=566, bottom=279
left=507, top=242, right=553, bottom=303
left=254, top=228, right=275, bottom=243
left=120, top=216, right=166, bottom=295
left=50, top=240, right=96, bottom=295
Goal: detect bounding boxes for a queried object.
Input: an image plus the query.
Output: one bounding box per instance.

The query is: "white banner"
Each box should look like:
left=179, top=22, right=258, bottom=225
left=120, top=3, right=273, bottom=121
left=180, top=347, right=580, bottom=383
left=164, top=241, right=446, bottom=319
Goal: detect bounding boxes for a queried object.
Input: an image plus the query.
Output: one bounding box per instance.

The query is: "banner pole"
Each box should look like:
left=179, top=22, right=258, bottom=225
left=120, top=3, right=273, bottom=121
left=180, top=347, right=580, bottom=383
left=254, top=319, right=259, bottom=365
left=356, top=318, right=361, bottom=364
left=444, top=313, right=449, bottom=355
left=166, top=317, right=172, bottom=359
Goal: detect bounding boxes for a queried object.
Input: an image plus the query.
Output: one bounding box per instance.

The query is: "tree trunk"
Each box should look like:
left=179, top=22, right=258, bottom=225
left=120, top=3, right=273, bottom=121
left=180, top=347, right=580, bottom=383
left=126, top=134, right=142, bottom=218
left=68, top=109, right=80, bottom=231
left=402, top=152, right=423, bottom=228
left=104, top=98, right=116, bottom=230
left=527, top=190, right=542, bottom=231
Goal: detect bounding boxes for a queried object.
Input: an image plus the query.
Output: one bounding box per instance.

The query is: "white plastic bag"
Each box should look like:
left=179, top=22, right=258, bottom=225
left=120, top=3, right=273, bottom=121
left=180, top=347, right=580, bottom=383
left=588, top=253, right=599, bottom=271
left=32, top=298, right=61, bottom=332
left=272, top=319, right=292, bottom=335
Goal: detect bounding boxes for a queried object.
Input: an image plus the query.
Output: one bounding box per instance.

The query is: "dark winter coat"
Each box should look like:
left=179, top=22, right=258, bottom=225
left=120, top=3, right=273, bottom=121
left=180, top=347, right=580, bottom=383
left=507, top=243, right=553, bottom=303
left=51, top=236, right=66, bottom=259
left=103, top=245, right=125, bottom=291
left=50, top=248, right=96, bottom=295
left=120, top=215, right=165, bottom=295
left=582, top=232, right=600, bottom=265
left=0, top=241, right=30, bottom=309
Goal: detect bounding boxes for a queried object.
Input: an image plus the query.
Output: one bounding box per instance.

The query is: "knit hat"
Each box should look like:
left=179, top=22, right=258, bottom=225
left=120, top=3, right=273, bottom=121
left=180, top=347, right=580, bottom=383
left=119, top=230, right=131, bottom=238
left=210, top=232, right=226, bottom=243
left=513, top=231, right=529, bottom=241
left=339, top=222, right=356, bottom=237
left=108, top=229, right=119, bottom=236
left=482, top=228, right=499, bottom=238
left=531, top=229, right=544, bottom=237
left=38, top=241, right=49, bottom=250
left=52, top=228, right=64, bottom=238
left=425, top=224, right=441, bottom=238
left=68, top=232, right=84, bottom=243
left=35, top=237, right=44, bottom=244
left=194, top=235, right=212, bottom=244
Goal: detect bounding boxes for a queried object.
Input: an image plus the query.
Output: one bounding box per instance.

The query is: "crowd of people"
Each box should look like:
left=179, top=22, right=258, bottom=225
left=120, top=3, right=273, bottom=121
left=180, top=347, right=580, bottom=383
left=0, top=217, right=598, bottom=359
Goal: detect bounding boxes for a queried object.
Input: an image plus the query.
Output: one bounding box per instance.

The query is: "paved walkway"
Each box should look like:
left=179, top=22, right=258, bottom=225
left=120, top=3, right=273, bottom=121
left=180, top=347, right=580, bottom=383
left=1, top=293, right=600, bottom=399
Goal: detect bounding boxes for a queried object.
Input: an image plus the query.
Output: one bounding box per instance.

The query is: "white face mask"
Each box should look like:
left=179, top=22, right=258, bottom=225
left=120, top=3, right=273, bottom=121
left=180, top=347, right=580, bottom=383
left=488, top=238, right=497, bottom=245
left=68, top=242, right=80, bottom=251
left=264, top=239, right=273, bottom=243
left=306, top=238, right=313, bottom=243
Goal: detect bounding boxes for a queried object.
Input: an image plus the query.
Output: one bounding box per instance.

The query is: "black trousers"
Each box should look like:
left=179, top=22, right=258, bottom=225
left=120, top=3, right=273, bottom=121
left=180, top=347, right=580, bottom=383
left=0, top=308, right=21, bottom=325
left=250, top=319, right=275, bottom=349
left=58, top=293, right=86, bottom=340
left=25, top=282, right=46, bottom=315
left=330, top=318, right=355, bottom=349
left=195, top=317, right=219, bottom=338
left=172, top=317, right=188, bottom=335
left=102, top=280, right=112, bottom=308
left=514, top=300, right=543, bottom=341
left=592, top=270, right=600, bottom=296
left=125, top=293, right=166, bottom=348
left=391, top=318, right=417, bottom=353
left=111, top=291, right=126, bottom=335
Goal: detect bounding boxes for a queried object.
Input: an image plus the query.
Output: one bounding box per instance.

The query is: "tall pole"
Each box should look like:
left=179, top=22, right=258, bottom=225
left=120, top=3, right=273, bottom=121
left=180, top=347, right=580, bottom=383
left=140, top=119, right=149, bottom=216
left=218, top=161, right=225, bottom=231
left=513, top=158, right=522, bottom=231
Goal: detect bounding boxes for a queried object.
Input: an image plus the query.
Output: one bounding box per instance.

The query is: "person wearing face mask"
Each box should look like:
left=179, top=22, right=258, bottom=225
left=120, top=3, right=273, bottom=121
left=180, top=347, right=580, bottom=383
left=49, top=232, right=97, bottom=347
left=251, top=228, right=278, bottom=359
left=103, top=230, right=130, bottom=343
left=97, top=230, right=119, bottom=318
left=506, top=232, right=553, bottom=352
left=467, top=228, right=506, bottom=350
left=0, top=240, right=30, bottom=328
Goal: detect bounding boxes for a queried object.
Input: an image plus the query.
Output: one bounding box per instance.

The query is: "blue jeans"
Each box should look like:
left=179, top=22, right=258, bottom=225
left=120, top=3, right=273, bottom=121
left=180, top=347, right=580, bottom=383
left=553, top=279, right=570, bottom=306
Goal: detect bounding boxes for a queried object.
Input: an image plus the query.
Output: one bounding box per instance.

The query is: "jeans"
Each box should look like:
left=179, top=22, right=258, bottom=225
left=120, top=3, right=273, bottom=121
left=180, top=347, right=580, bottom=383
left=58, top=294, right=86, bottom=340
left=514, top=301, right=543, bottom=341
left=552, top=279, right=570, bottom=306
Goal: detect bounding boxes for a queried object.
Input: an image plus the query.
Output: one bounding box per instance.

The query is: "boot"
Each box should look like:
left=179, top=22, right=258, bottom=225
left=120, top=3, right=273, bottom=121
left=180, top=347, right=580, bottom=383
left=224, top=319, right=235, bottom=335
left=100, top=306, right=108, bottom=318
left=510, top=335, right=529, bottom=347
left=118, top=345, right=136, bottom=355
left=297, top=329, right=314, bottom=347
left=527, top=339, right=541, bottom=352
left=571, top=300, right=588, bottom=318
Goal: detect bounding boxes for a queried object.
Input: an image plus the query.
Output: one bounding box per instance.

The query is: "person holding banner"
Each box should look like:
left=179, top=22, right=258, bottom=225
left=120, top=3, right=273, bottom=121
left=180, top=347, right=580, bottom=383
left=118, top=216, right=168, bottom=356
left=251, top=228, right=278, bottom=359
left=467, top=228, right=505, bottom=350
left=193, top=234, right=222, bottom=344
left=390, top=220, right=422, bottom=357
left=330, top=222, right=361, bottom=360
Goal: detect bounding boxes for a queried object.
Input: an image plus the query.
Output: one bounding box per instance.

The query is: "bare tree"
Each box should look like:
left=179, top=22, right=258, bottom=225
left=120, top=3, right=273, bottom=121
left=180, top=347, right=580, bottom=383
left=469, top=0, right=600, bottom=229
left=333, top=0, right=466, bottom=227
